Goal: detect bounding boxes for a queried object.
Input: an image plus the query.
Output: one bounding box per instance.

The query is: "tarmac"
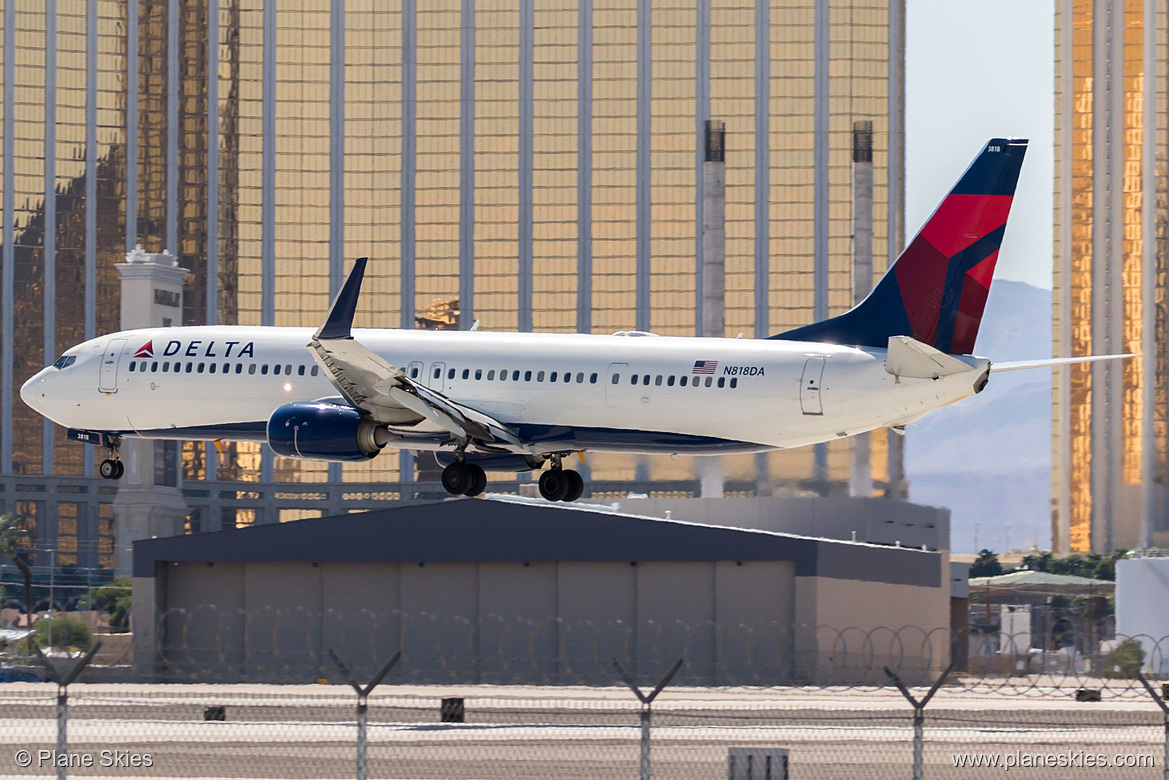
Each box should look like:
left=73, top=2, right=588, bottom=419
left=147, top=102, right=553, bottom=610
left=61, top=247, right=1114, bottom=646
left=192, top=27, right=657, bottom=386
left=0, top=682, right=1164, bottom=779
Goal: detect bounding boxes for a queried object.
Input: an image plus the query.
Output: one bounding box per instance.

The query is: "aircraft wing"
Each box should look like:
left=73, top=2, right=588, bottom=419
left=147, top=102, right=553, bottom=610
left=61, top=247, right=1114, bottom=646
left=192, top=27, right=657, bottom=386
left=308, top=259, right=524, bottom=452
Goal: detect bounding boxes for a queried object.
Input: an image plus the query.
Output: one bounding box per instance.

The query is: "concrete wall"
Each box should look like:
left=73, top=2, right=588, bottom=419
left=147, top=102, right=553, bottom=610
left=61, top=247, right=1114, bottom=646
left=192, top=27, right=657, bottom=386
left=612, top=496, right=950, bottom=550
left=137, top=554, right=949, bottom=684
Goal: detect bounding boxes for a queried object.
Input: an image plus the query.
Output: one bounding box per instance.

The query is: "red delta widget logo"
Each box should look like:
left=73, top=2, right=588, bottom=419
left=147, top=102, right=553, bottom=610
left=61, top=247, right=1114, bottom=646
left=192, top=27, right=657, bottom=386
left=133, top=339, right=255, bottom=359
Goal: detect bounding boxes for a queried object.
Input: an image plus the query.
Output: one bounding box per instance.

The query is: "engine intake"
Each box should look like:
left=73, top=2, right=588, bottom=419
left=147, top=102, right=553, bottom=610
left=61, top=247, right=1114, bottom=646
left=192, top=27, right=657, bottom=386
left=267, top=402, right=388, bottom=462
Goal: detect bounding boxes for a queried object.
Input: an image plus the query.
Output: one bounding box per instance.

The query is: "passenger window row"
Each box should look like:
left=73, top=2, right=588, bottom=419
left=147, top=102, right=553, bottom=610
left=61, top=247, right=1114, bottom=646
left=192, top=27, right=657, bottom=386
left=127, top=360, right=320, bottom=377
left=402, top=364, right=738, bottom=390
left=410, top=366, right=602, bottom=385
left=614, top=373, right=738, bottom=389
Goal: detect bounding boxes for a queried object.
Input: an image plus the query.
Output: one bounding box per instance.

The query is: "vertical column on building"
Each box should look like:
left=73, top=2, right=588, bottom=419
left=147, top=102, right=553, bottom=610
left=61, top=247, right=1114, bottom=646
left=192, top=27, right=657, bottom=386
left=112, top=249, right=191, bottom=577
left=849, top=122, right=874, bottom=498
left=1138, top=0, right=1156, bottom=548
left=1090, top=0, right=1123, bottom=552
left=635, top=0, right=651, bottom=333
left=518, top=0, right=533, bottom=332
left=85, top=0, right=99, bottom=479
left=699, top=121, right=726, bottom=498
left=812, top=0, right=829, bottom=490
left=1, top=0, right=13, bottom=475
left=1054, top=0, right=1074, bottom=552
left=43, top=0, right=58, bottom=475
left=753, top=0, right=771, bottom=494
left=576, top=0, right=593, bottom=336
left=459, top=0, right=475, bottom=329
left=695, top=0, right=711, bottom=335
left=260, top=0, right=277, bottom=489
left=327, top=0, right=345, bottom=487
left=205, top=0, right=220, bottom=484
left=400, top=0, right=417, bottom=482
left=886, top=0, right=907, bottom=501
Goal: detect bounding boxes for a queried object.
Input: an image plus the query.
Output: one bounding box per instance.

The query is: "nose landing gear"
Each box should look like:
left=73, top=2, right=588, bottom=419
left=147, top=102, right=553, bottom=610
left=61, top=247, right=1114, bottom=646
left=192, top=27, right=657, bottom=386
left=99, top=437, right=124, bottom=480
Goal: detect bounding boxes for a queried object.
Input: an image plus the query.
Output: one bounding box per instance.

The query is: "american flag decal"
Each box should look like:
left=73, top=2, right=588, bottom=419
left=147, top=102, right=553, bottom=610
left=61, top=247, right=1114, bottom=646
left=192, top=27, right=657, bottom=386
left=692, top=360, right=718, bottom=375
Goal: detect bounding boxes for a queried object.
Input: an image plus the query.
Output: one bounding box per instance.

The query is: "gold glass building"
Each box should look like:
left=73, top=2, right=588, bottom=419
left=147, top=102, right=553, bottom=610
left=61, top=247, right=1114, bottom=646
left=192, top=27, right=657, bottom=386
left=1, top=0, right=906, bottom=562
left=1053, top=0, right=1168, bottom=553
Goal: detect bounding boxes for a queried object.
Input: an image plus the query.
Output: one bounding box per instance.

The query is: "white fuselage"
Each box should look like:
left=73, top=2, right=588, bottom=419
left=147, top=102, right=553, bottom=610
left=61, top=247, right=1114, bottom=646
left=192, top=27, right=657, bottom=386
left=21, top=326, right=989, bottom=457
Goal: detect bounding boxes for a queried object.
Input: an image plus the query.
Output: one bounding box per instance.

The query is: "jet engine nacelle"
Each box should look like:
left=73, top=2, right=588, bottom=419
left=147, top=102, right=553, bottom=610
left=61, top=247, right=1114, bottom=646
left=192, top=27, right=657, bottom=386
left=266, top=401, right=388, bottom=461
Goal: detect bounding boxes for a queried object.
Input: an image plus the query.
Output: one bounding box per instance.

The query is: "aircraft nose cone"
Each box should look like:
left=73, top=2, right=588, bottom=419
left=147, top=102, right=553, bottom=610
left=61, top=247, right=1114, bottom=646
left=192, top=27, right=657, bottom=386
left=20, top=371, right=45, bottom=412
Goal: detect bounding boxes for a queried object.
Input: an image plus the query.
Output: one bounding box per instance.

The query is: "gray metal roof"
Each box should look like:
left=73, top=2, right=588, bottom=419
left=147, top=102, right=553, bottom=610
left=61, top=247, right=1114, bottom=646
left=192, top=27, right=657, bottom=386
left=133, top=496, right=940, bottom=587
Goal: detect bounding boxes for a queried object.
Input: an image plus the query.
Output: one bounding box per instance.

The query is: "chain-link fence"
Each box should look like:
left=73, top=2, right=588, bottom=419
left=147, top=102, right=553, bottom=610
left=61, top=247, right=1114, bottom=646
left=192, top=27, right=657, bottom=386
left=3, top=610, right=1169, bottom=778
left=1, top=681, right=1166, bottom=778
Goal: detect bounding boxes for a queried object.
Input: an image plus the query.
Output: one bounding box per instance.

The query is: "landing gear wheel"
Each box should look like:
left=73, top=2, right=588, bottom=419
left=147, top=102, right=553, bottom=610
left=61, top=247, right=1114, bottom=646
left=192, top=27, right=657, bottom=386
left=100, top=459, right=121, bottom=480
left=441, top=462, right=472, bottom=495
left=562, top=469, right=584, bottom=502
left=463, top=464, right=487, bottom=497
left=112, top=460, right=125, bottom=479
left=539, top=468, right=570, bottom=501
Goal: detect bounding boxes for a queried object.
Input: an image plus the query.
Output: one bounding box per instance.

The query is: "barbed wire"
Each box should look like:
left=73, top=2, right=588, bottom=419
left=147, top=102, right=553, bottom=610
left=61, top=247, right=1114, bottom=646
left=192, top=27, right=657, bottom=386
left=4, top=604, right=1164, bottom=696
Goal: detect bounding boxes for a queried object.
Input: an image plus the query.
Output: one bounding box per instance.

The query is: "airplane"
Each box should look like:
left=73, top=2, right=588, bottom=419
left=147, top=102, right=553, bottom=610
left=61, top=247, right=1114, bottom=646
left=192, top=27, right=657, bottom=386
left=21, top=138, right=1131, bottom=502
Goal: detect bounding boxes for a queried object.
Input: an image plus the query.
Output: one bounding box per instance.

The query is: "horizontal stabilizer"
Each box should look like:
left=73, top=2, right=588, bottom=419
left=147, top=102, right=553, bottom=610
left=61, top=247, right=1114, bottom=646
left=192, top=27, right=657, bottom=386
left=989, top=354, right=1136, bottom=373
left=885, top=336, right=978, bottom=379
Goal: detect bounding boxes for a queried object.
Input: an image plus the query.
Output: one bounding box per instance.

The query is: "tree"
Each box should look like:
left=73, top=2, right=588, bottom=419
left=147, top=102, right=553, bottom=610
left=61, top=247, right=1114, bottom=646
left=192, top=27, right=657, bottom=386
left=0, top=513, right=34, bottom=647
left=33, top=614, right=92, bottom=652
left=85, top=577, right=132, bottom=633
left=970, top=549, right=1003, bottom=578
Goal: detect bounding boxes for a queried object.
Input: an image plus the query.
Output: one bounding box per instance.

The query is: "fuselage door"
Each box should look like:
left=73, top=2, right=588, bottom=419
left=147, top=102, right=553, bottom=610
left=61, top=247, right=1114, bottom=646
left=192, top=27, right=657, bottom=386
left=606, top=362, right=627, bottom=407
left=428, top=362, right=446, bottom=392
left=99, top=339, right=127, bottom=393
left=800, top=357, right=826, bottom=415
left=406, top=361, right=424, bottom=382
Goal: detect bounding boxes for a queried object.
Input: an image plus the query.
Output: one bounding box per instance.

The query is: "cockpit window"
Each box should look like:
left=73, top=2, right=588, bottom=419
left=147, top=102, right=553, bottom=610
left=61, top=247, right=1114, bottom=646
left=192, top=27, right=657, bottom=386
left=52, top=355, right=76, bottom=369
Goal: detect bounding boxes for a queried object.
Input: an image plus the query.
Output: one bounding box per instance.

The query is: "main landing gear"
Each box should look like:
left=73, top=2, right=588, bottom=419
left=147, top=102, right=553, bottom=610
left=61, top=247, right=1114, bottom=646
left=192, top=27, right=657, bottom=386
left=538, top=460, right=584, bottom=502
left=441, top=460, right=487, bottom=497
left=99, top=437, right=124, bottom=480
left=439, top=454, right=586, bottom=502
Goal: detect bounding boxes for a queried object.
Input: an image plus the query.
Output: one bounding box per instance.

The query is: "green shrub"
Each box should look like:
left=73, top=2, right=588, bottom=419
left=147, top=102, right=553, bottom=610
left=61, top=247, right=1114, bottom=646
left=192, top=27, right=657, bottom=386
left=1101, top=638, right=1145, bottom=679
left=33, top=614, right=92, bottom=652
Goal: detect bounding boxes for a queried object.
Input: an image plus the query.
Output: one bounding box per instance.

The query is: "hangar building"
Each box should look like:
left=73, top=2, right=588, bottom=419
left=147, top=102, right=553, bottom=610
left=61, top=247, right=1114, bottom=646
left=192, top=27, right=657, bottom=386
left=131, top=497, right=949, bottom=685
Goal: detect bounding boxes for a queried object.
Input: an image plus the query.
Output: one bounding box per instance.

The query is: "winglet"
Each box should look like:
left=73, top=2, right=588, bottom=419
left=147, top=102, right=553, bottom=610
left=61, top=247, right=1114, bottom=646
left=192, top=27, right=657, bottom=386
left=315, top=258, right=368, bottom=340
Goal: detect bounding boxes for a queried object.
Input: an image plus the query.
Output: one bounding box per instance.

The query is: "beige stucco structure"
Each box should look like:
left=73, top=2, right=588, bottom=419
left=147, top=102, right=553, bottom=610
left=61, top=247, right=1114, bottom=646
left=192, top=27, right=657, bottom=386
left=131, top=498, right=949, bottom=684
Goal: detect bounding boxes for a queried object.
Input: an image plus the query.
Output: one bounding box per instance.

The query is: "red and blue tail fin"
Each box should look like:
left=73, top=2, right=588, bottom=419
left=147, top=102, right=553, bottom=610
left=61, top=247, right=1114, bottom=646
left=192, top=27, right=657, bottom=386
left=771, top=138, right=1027, bottom=355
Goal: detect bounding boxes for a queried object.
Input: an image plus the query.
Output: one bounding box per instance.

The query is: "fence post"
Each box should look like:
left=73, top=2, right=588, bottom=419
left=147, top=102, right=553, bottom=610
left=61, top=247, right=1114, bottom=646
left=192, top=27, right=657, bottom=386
left=329, top=648, right=402, bottom=780
left=611, top=657, right=683, bottom=780
left=34, top=641, right=102, bottom=780
left=1135, top=673, right=1169, bottom=780
left=884, top=661, right=954, bottom=780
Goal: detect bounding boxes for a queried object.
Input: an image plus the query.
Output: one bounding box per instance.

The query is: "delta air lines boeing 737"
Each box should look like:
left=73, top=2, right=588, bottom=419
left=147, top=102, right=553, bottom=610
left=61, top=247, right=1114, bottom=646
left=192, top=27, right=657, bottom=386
left=20, top=138, right=1131, bottom=501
